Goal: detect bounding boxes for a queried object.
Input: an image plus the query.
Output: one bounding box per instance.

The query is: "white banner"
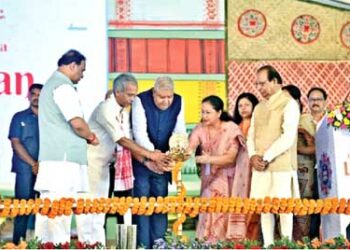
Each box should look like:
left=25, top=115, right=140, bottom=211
left=0, top=0, right=108, bottom=193
left=316, top=117, right=350, bottom=239
left=108, top=0, right=224, bottom=29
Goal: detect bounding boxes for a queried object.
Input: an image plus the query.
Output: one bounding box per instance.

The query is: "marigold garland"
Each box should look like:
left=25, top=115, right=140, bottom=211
left=2, top=197, right=350, bottom=217
left=171, top=161, right=186, bottom=235
left=172, top=161, right=186, bottom=198
left=1, top=196, right=350, bottom=237
left=2, top=196, right=350, bottom=236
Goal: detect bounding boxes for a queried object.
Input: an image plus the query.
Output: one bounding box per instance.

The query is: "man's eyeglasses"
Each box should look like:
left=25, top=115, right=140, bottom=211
left=308, top=97, right=325, bottom=102
left=255, top=81, right=268, bottom=87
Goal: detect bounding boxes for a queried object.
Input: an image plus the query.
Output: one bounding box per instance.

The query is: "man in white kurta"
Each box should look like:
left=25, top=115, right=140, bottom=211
left=77, top=74, right=170, bottom=245
left=247, top=65, right=300, bottom=247
left=34, top=50, right=99, bottom=244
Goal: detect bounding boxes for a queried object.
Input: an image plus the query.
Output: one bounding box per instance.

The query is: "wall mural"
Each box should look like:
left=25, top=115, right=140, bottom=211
left=227, top=0, right=350, bottom=112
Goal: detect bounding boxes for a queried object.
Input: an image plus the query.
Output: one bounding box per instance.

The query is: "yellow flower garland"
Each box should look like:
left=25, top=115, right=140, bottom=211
left=2, top=197, right=350, bottom=219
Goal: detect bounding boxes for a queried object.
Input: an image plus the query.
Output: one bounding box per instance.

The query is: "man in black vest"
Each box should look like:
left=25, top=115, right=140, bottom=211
left=132, top=76, right=186, bottom=248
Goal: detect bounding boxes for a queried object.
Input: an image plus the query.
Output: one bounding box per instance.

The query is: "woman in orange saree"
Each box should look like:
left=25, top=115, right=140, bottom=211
left=232, top=92, right=260, bottom=241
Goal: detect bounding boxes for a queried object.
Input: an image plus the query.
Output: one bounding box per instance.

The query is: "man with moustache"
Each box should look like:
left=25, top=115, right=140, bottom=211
left=8, top=83, right=43, bottom=244
left=132, top=76, right=186, bottom=248
left=34, top=49, right=99, bottom=244
left=306, top=87, right=328, bottom=239
left=307, top=87, right=328, bottom=127
left=77, top=74, right=170, bottom=245
left=247, top=65, right=300, bottom=246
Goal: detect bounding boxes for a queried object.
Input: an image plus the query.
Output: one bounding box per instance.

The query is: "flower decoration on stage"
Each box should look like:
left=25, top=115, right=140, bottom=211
left=327, top=102, right=350, bottom=132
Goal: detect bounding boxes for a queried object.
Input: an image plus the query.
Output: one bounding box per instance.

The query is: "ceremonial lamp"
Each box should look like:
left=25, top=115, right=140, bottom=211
left=167, top=133, right=190, bottom=236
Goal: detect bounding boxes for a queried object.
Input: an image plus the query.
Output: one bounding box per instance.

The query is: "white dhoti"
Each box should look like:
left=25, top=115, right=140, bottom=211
left=75, top=161, right=110, bottom=245
left=34, top=161, right=89, bottom=244
left=250, top=170, right=300, bottom=247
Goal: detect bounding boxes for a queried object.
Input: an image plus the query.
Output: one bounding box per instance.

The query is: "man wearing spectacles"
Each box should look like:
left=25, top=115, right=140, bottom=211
left=306, top=87, right=328, bottom=240
left=247, top=65, right=300, bottom=247
left=307, top=87, right=328, bottom=126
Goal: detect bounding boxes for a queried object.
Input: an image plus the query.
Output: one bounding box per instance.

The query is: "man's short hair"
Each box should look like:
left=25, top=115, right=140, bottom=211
left=113, top=73, right=138, bottom=93
left=307, top=87, right=328, bottom=100
left=57, top=49, right=86, bottom=66
left=257, top=65, right=283, bottom=84
left=153, top=76, right=174, bottom=92
left=29, top=83, right=43, bottom=92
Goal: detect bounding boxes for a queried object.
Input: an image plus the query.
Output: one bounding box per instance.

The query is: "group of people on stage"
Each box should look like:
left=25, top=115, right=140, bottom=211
left=8, top=49, right=328, bottom=248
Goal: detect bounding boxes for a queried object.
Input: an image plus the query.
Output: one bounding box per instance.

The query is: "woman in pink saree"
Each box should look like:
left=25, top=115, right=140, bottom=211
left=187, top=95, right=251, bottom=242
